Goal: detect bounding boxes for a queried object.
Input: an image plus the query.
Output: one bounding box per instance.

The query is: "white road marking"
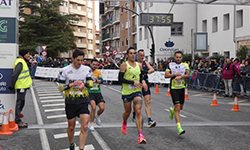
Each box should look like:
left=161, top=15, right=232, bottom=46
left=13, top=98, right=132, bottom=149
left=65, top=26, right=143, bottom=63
left=37, top=90, right=60, bottom=94
left=165, top=109, right=187, bottom=118
left=91, top=130, right=111, bottom=150
left=38, top=93, right=62, bottom=96
left=42, top=103, right=65, bottom=107
left=52, top=121, right=79, bottom=125
left=40, top=96, right=63, bottom=99
left=44, top=108, right=65, bottom=112
left=61, top=144, right=95, bottom=150
left=30, top=87, right=51, bottom=150
left=47, top=114, right=66, bottom=119
left=54, top=131, right=80, bottom=139
left=41, top=99, right=64, bottom=103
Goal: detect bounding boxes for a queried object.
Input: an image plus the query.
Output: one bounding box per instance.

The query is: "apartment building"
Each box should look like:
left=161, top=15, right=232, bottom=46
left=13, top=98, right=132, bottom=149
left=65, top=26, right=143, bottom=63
left=59, top=0, right=97, bottom=59
left=101, top=1, right=136, bottom=58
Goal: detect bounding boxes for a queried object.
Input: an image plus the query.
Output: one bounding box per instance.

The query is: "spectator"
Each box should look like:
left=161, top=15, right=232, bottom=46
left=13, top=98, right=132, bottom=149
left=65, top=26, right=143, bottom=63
left=241, top=60, right=250, bottom=75
left=246, top=55, right=250, bottom=61
left=221, top=58, right=242, bottom=97
left=193, top=60, right=199, bottom=70
left=233, top=58, right=241, bottom=70
left=240, top=60, right=245, bottom=70
left=51, top=58, right=58, bottom=68
left=152, top=62, right=157, bottom=71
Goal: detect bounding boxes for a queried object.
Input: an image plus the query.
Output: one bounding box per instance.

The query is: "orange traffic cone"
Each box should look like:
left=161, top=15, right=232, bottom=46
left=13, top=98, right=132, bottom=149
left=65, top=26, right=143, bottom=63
left=154, top=84, right=160, bottom=94
left=166, top=87, right=171, bottom=96
left=231, top=97, right=241, bottom=111
left=20, top=113, right=24, bottom=118
left=210, top=93, right=219, bottom=106
left=9, top=109, right=19, bottom=131
left=0, top=112, right=13, bottom=135
left=184, top=88, right=190, bottom=100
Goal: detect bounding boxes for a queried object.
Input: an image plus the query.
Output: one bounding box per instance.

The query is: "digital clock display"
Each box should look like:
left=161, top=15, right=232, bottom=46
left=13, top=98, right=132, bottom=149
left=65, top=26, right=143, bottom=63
left=140, top=13, right=173, bottom=26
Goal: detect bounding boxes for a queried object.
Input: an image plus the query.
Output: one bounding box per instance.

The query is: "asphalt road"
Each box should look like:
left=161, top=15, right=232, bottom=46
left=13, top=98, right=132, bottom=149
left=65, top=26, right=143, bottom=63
left=1, top=79, right=250, bottom=150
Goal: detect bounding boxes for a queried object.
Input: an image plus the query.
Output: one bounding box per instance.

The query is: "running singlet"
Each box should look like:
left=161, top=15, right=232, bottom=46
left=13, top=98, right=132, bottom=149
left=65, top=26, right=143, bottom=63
left=166, top=62, right=190, bottom=89
left=141, top=61, right=149, bottom=82
left=121, top=61, right=142, bottom=95
left=58, top=65, right=92, bottom=104
left=87, top=69, right=102, bottom=93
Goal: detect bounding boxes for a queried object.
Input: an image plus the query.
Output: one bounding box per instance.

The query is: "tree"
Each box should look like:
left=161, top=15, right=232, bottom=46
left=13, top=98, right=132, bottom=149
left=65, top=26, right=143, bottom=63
left=236, top=45, right=249, bottom=61
left=19, top=0, right=78, bottom=58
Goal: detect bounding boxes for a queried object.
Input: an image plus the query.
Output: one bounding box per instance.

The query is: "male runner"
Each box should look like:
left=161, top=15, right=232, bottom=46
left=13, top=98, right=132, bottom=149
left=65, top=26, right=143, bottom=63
left=131, top=49, right=156, bottom=128
left=164, top=51, right=190, bottom=135
left=118, top=47, right=148, bottom=144
left=88, top=59, right=105, bottom=131
left=58, top=49, right=93, bottom=150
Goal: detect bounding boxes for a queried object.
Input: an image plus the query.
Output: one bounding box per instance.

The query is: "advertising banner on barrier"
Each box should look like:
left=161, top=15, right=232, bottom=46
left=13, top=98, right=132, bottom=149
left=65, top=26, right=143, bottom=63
left=34, top=66, right=170, bottom=83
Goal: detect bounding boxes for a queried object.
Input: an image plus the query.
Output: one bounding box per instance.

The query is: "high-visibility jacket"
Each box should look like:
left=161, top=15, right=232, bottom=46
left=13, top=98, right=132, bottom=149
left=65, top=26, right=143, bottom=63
left=14, top=58, right=32, bottom=89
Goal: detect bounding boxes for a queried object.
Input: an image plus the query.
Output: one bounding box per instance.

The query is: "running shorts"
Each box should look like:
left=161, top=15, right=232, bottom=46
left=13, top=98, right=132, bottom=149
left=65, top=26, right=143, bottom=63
left=142, top=82, right=151, bottom=96
left=170, top=88, right=185, bottom=105
left=89, top=93, right=105, bottom=105
left=122, top=92, right=142, bottom=103
left=65, top=103, right=89, bottom=119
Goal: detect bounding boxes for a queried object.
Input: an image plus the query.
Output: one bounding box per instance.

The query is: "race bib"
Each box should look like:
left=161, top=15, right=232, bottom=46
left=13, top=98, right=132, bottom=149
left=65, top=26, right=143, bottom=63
left=90, top=83, right=99, bottom=90
left=173, top=79, right=184, bottom=87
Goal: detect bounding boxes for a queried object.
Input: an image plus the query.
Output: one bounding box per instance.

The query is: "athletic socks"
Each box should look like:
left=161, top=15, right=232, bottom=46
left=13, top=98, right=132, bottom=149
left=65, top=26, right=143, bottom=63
left=177, top=122, right=181, bottom=128
left=132, top=112, right=136, bottom=118
left=148, top=118, right=151, bottom=122
left=123, top=120, right=127, bottom=126
left=91, top=122, right=94, bottom=125
left=138, top=131, right=143, bottom=137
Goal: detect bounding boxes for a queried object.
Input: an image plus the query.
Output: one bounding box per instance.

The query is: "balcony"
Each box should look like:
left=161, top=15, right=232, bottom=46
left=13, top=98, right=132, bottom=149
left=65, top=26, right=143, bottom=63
left=112, top=15, right=120, bottom=24
left=59, top=6, right=68, bottom=13
left=102, top=33, right=110, bottom=41
left=87, top=1, right=92, bottom=8
left=88, top=44, right=93, bottom=50
left=73, top=32, right=87, bottom=38
left=111, top=1, right=119, bottom=6
left=96, top=40, right=100, bottom=44
left=112, top=31, right=120, bottom=40
left=101, top=19, right=111, bottom=28
left=87, top=54, right=93, bottom=59
left=132, top=7, right=137, bottom=17
left=70, top=8, right=86, bottom=16
left=70, top=0, right=86, bottom=5
left=88, top=34, right=93, bottom=39
left=71, top=20, right=86, bottom=27
left=87, top=22, right=93, bottom=29
left=95, top=49, right=100, bottom=53
left=87, top=12, right=93, bottom=18
left=76, top=43, right=87, bottom=48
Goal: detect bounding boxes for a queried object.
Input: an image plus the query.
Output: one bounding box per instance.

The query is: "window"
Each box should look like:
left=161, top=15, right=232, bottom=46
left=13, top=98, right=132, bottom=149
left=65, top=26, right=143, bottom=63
left=88, top=50, right=93, bottom=55
left=121, top=22, right=123, bottom=30
left=77, top=6, right=81, bottom=10
left=70, top=4, right=73, bottom=8
left=150, top=2, right=153, bottom=7
left=126, top=38, right=128, bottom=46
left=125, top=20, right=128, bottom=29
left=78, top=27, right=82, bottom=32
left=88, top=7, right=92, bottom=12
left=144, top=27, right=148, bottom=39
left=236, top=10, right=243, bottom=27
left=202, top=20, right=207, bottom=32
left=78, top=38, right=81, bottom=43
left=117, top=40, right=120, bottom=48
left=223, top=14, right=230, bottom=30
left=88, top=29, right=92, bottom=33
left=139, top=28, right=142, bottom=41
left=171, top=22, right=183, bottom=35
left=63, top=2, right=67, bottom=6
left=212, top=17, right=218, bottom=32
left=88, top=40, right=92, bottom=44
left=122, top=39, right=124, bottom=46
left=224, top=51, right=230, bottom=58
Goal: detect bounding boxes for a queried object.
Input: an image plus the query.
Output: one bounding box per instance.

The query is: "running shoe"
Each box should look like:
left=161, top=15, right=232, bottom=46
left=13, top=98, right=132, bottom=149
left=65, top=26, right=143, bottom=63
left=89, top=125, right=95, bottom=131
left=96, top=116, right=101, bottom=126
left=148, top=120, right=156, bottom=128
left=137, top=135, right=146, bottom=144
left=169, top=107, right=175, bottom=120
left=121, top=120, right=127, bottom=135
left=69, top=143, right=76, bottom=150
left=131, top=115, right=136, bottom=123
left=178, top=127, right=185, bottom=135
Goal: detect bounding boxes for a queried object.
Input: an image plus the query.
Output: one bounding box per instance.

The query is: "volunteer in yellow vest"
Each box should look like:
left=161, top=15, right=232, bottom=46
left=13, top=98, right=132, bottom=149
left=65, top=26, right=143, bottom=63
left=118, top=47, right=148, bottom=144
left=8, top=49, right=32, bottom=128
left=165, top=51, right=190, bottom=135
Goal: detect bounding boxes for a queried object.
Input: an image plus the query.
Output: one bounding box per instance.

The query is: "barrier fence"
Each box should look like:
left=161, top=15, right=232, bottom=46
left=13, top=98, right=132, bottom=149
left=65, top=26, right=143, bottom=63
left=187, top=70, right=250, bottom=97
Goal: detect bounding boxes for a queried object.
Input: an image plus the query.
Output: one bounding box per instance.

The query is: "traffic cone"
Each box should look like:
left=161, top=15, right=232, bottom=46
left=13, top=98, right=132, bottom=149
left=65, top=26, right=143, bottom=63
left=8, top=109, right=19, bottom=131
left=210, top=93, right=219, bottom=106
left=231, top=97, right=241, bottom=111
left=166, top=87, right=171, bottom=96
left=0, top=112, right=13, bottom=135
left=184, top=88, right=190, bottom=100
left=20, top=113, right=24, bottom=118
left=154, top=84, right=160, bottom=94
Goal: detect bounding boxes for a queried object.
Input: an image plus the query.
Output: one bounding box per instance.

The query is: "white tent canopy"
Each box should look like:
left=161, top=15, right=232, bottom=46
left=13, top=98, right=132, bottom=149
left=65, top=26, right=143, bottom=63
left=104, top=0, right=250, bottom=5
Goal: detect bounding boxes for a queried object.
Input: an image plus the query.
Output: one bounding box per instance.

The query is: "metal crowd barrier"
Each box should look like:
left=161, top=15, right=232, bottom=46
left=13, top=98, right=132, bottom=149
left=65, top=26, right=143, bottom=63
left=186, top=71, right=250, bottom=98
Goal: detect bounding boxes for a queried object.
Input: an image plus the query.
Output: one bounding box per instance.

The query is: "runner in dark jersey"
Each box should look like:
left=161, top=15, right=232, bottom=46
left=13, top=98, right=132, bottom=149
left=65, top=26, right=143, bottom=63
left=165, top=51, right=190, bottom=135
left=131, top=49, right=156, bottom=128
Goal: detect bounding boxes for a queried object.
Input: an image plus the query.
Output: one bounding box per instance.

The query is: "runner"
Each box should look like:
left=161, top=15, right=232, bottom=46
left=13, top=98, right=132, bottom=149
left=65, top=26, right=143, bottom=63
left=118, top=47, right=148, bottom=144
left=88, top=59, right=105, bottom=131
left=131, top=49, right=156, bottom=128
left=57, top=49, right=93, bottom=150
left=164, top=51, right=190, bottom=135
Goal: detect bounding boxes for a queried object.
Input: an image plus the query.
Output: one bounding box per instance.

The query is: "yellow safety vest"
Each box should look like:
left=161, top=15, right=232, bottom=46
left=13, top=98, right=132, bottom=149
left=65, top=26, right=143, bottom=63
left=14, top=58, right=32, bottom=89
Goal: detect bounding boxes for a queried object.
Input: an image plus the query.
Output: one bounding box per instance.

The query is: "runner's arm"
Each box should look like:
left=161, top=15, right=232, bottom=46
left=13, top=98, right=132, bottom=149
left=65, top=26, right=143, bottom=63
left=118, top=62, right=134, bottom=85
left=145, top=61, right=155, bottom=74
left=182, top=69, right=190, bottom=79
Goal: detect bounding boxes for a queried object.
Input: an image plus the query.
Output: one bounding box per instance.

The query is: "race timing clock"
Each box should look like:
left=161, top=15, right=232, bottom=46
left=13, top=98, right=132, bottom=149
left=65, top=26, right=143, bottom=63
left=140, top=13, right=173, bottom=26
